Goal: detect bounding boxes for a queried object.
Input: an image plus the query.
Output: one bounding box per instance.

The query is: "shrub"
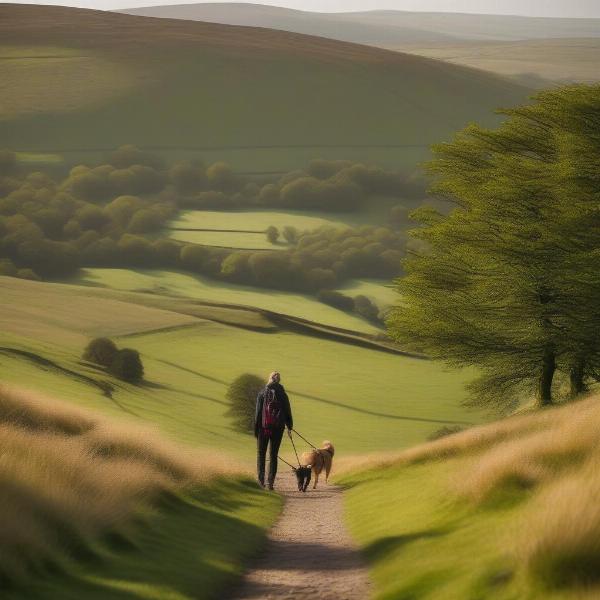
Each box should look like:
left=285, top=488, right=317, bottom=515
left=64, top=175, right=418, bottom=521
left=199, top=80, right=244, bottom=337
left=180, top=244, right=209, bottom=272
left=282, top=226, right=299, bottom=244
left=83, top=337, right=118, bottom=367
left=317, top=290, right=354, bottom=311
left=169, top=161, right=207, bottom=194
left=226, top=374, right=264, bottom=433
left=206, top=162, right=236, bottom=191
left=16, top=268, right=41, bottom=281
left=354, top=295, right=380, bottom=323
left=110, top=348, right=144, bottom=383
left=266, top=225, right=279, bottom=244
left=106, top=144, right=164, bottom=170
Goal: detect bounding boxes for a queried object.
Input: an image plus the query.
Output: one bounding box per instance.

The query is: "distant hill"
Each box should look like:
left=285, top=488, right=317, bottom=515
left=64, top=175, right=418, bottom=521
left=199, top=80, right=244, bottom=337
left=118, top=4, right=600, bottom=87
left=390, top=38, right=600, bottom=88
left=120, top=3, right=600, bottom=42
left=0, top=4, right=529, bottom=170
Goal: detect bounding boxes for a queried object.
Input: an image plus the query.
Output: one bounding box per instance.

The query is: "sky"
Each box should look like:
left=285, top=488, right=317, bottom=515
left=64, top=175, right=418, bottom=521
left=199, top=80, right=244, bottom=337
left=6, top=0, right=600, bottom=17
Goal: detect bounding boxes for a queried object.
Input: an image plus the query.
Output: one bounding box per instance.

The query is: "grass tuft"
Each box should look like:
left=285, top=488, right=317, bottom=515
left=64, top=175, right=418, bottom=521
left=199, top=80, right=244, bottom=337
left=0, top=384, right=242, bottom=588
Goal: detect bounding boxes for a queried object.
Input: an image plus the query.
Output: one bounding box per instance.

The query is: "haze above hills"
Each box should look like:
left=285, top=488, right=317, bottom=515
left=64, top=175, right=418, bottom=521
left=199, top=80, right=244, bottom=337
left=119, top=3, right=600, bottom=85
left=120, top=3, right=600, bottom=41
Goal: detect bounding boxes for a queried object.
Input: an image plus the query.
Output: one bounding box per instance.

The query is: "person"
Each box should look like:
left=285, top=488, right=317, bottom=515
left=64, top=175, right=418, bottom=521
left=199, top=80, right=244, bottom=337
left=254, top=371, right=293, bottom=490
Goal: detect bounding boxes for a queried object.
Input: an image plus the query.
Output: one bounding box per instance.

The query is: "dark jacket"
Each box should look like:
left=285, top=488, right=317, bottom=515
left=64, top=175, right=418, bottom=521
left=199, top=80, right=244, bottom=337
left=254, top=382, right=293, bottom=436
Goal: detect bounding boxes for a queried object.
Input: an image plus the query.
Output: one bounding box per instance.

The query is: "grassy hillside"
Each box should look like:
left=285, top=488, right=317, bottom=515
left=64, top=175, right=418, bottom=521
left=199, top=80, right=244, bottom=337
left=336, top=10, right=600, bottom=41
left=390, top=38, right=600, bottom=87
left=340, top=394, right=600, bottom=599
left=123, top=5, right=600, bottom=86
left=120, top=2, right=459, bottom=44
left=121, top=4, right=600, bottom=43
left=75, top=268, right=384, bottom=333
left=0, top=4, right=529, bottom=171
left=0, top=276, right=479, bottom=458
left=0, top=385, right=280, bottom=599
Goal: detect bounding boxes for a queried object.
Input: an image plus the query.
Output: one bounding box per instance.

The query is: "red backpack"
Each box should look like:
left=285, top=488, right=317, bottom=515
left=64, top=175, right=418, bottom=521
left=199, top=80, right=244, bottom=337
left=262, top=387, right=282, bottom=434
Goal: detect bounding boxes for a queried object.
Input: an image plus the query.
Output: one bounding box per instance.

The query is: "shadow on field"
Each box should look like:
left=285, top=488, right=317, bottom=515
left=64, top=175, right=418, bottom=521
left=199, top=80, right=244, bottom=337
left=364, top=529, right=447, bottom=561
left=156, top=359, right=229, bottom=386
left=18, top=480, right=272, bottom=600
left=290, top=390, right=472, bottom=425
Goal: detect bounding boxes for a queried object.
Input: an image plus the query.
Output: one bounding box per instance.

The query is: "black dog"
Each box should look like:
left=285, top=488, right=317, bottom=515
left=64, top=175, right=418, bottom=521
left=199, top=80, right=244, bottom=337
left=294, top=466, right=312, bottom=492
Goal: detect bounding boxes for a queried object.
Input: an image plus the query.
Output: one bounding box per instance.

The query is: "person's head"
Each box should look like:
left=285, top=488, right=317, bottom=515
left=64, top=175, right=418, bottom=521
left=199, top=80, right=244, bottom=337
left=268, top=371, right=281, bottom=384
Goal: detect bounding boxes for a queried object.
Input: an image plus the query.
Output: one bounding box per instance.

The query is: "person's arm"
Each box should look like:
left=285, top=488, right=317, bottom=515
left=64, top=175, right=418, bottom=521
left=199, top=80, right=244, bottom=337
left=281, top=387, right=293, bottom=430
left=254, top=390, right=264, bottom=437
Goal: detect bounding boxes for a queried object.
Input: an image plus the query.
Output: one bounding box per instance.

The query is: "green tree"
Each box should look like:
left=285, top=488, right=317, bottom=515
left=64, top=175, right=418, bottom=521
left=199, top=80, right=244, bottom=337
left=388, top=85, right=600, bottom=411
left=110, top=348, right=144, bottom=383
left=83, top=337, right=118, bottom=367
left=226, top=373, right=264, bottom=434
left=266, top=225, right=279, bottom=244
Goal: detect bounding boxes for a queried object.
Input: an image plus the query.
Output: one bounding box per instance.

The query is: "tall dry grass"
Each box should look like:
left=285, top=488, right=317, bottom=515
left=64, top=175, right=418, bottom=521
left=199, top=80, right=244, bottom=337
left=339, top=393, right=600, bottom=591
left=0, top=385, right=240, bottom=587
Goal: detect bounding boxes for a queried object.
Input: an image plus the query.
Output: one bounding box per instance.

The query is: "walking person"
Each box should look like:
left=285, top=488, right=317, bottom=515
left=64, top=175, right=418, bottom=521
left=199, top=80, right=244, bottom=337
left=255, top=371, right=293, bottom=490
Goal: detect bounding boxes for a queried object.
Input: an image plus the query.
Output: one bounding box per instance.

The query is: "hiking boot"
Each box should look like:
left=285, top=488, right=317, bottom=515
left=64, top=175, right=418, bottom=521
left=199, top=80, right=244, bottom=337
left=258, top=479, right=265, bottom=488
left=267, top=483, right=274, bottom=491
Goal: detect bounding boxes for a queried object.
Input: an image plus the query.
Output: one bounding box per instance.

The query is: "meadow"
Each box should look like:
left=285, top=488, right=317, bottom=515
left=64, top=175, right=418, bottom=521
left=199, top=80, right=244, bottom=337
left=0, top=385, right=280, bottom=600
left=75, top=268, right=394, bottom=333
left=339, top=394, right=600, bottom=600
left=0, top=276, right=478, bottom=460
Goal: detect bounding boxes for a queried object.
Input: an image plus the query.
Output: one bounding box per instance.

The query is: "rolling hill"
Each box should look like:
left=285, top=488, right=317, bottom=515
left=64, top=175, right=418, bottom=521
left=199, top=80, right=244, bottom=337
left=120, top=4, right=600, bottom=43
left=340, top=393, right=600, bottom=599
left=391, top=38, right=600, bottom=88
left=0, top=4, right=529, bottom=171
left=119, top=4, right=600, bottom=87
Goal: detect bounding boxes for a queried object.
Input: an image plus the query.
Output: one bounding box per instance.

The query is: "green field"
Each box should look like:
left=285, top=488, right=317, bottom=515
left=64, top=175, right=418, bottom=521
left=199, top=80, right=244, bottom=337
left=0, top=5, right=529, bottom=170
left=168, top=209, right=353, bottom=249
left=76, top=268, right=388, bottom=333
left=0, top=276, right=479, bottom=461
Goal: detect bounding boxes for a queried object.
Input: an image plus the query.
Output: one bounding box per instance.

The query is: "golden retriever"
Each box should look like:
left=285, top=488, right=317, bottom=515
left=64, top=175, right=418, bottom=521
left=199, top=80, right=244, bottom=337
left=299, top=441, right=335, bottom=490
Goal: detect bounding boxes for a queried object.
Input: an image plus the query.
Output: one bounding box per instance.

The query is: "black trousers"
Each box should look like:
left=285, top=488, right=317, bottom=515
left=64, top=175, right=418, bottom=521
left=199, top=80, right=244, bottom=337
left=256, top=427, right=284, bottom=485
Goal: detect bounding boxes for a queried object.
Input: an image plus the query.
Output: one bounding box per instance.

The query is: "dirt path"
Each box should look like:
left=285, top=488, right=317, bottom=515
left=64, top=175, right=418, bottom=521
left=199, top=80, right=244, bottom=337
left=228, top=474, right=371, bottom=600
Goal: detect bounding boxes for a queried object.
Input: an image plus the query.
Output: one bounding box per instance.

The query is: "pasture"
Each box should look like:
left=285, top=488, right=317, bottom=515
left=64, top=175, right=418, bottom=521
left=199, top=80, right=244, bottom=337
left=0, top=276, right=479, bottom=460
left=76, top=268, right=388, bottom=333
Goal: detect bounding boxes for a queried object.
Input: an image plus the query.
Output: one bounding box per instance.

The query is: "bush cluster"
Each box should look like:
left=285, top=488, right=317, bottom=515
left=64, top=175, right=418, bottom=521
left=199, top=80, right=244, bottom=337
left=317, top=290, right=385, bottom=324
left=83, top=337, right=144, bottom=383
left=0, top=148, right=407, bottom=292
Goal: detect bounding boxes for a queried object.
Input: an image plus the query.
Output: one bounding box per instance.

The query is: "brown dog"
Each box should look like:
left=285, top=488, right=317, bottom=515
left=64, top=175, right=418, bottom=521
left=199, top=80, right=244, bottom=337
left=300, top=441, right=335, bottom=489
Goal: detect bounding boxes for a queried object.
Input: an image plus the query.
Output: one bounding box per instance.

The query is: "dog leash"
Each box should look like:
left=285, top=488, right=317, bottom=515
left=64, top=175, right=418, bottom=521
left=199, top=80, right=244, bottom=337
left=289, top=431, right=302, bottom=467
left=291, top=428, right=318, bottom=451
left=277, top=454, right=297, bottom=470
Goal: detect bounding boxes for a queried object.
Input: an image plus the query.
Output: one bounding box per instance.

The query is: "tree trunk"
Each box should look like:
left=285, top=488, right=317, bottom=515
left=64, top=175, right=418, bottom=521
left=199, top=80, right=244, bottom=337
left=537, top=347, right=556, bottom=407
left=569, top=359, right=587, bottom=399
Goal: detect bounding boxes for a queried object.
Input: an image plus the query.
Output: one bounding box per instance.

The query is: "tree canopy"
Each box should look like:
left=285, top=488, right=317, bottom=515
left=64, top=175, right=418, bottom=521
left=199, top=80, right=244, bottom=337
left=388, top=85, right=600, bottom=411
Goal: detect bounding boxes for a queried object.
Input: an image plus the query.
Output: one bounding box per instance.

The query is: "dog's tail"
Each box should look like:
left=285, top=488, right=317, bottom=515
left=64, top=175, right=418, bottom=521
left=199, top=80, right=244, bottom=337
left=322, top=440, right=335, bottom=456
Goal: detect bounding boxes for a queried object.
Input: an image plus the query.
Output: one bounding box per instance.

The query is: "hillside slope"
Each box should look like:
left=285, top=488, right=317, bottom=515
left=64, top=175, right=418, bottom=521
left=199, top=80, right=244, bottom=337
left=119, top=5, right=600, bottom=86
left=0, top=4, right=529, bottom=169
left=391, top=38, right=600, bottom=87
left=120, top=4, right=600, bottom=43
left=119, top=3, right=459, bottom=45
left=340, top=394, right=600, bottom=599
